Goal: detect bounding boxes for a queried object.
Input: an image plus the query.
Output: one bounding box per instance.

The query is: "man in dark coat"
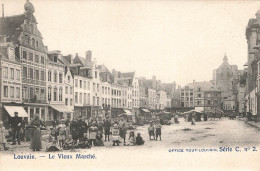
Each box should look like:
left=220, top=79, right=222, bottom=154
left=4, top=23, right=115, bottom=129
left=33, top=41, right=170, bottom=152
left=104, top=118, right=111, bottom=142
left=77, top=117, right=88, bottom=141
left=10, top=112, right=22, bottom=145
left=70, top=120, right=79, bottom=143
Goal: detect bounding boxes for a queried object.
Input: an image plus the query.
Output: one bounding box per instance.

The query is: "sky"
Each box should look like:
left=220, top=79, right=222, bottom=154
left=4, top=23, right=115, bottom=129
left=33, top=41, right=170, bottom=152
left=2, top=0, right=260, bottom=86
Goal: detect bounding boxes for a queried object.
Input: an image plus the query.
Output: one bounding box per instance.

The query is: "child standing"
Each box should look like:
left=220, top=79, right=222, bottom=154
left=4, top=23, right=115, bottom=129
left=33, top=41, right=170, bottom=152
left=89, top=122, right=98, bottom=146
left=0, top=122, right=8, bottom=151
left=111, top=124, right=121, bottom=146
left=58, top=120, right=67, bottom=149
left=155, top=121, right=162, bottom=141
left=148, top=122, right=155, bottom=140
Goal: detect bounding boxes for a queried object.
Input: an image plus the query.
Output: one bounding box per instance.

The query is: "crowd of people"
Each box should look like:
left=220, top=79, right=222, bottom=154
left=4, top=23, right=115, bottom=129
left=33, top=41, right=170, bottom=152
left=45, top=116, right=148, bottom=150
left=0, top=113, right=172, bottom=152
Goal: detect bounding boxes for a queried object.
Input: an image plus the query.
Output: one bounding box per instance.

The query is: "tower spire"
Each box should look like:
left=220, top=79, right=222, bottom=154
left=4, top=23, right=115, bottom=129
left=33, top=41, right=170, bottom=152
left=223, top=53, right=228, bottom=63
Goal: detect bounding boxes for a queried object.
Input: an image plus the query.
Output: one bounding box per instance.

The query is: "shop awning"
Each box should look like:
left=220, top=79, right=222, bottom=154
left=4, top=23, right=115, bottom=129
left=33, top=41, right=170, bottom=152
left=4, top=106, right=28, bottom=117
left=50, top=104, right=73, bottom=113
left=141, top=109, right=150, bottom=113
left=123, top=109, right=133, bottom=116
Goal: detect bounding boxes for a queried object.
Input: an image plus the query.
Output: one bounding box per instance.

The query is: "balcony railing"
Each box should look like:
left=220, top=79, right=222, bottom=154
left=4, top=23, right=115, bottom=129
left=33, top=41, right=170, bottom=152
left=23, top=99, right=47, bottom=103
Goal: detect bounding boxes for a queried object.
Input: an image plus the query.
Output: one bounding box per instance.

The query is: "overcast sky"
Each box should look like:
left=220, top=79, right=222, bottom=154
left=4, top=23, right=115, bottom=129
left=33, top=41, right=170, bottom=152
left=2, top=0, right=260, bottom=86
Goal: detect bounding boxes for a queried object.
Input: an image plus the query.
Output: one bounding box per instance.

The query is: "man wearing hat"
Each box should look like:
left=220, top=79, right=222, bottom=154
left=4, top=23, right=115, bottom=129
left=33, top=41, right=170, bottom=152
left=10, top=112, right=22, bottom=145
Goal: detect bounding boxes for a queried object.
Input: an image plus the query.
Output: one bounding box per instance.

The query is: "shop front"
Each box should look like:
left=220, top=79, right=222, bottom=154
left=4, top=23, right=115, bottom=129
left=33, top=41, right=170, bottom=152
left=111, top=107, right=124, bottom=119
left=102, top=104, right=111, bottom=119
left=2, top=104, right=29, bottom=128
left=48, top=104, right=73, bottom=126
left=92, top=106, right=102, bottom=119
left=140, top=108, right=151, bottom=121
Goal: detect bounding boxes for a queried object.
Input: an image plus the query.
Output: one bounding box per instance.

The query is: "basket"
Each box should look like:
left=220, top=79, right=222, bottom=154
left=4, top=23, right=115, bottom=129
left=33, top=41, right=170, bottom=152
left=25, top=128, right=34, bottom=139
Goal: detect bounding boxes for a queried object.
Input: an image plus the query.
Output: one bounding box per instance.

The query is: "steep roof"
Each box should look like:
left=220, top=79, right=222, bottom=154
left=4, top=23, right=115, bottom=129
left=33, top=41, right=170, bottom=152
left=1, top=15, right=26, bottom=44
left=98, top=64, right=114, bottom=83
left=73, top=55, right=92, bottom=68
left=0, top=41, right=20, bottom=62
left=118, top=72, right=135, bottom=86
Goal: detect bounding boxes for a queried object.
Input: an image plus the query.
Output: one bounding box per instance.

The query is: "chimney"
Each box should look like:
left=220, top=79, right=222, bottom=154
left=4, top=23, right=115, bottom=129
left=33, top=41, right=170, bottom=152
left=112, top=69, right=118, bottom=83
left=106, top=72, right=109, bottom=82
left=86, top=51, right=92, bottom=62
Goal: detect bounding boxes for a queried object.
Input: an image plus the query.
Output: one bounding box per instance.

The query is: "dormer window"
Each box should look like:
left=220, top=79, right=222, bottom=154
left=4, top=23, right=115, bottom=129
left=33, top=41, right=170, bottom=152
left=54, top=55, right=58, bottom=62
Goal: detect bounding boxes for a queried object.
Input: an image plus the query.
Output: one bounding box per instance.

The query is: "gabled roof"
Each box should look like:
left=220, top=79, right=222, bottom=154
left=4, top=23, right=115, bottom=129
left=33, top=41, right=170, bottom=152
left=98, top=65, right=114, bottom=83
left=60, top=56, right=71, bottom=66
left=73, top=55, right=92, bottom=68
left=118, top=72, right=135, bottom=86
left=0, top=15, right=25, bottom=44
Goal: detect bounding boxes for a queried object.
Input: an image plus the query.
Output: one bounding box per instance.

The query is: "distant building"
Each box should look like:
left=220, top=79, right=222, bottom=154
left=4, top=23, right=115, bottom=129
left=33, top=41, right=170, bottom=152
left=203, top=87, right=222, bottom=112
left=180, top=85, right=194, bottom=108
left=180, top=80, right=221, bottom=112
left=213, top=54, right=238, bottom=99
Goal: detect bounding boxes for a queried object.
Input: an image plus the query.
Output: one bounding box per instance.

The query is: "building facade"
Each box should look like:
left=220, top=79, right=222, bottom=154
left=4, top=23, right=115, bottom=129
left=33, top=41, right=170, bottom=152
left=46, top=50, right=73, bottom=125
left=1, top=1, right=49, bottom=121
left=0, top=37, right=24, bottom=124
left=245, top=9, right=260, bottom=121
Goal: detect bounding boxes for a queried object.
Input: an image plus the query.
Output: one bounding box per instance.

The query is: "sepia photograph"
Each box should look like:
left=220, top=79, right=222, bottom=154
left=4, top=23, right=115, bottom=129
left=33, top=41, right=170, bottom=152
left=0, top=0, right=260, bottom=170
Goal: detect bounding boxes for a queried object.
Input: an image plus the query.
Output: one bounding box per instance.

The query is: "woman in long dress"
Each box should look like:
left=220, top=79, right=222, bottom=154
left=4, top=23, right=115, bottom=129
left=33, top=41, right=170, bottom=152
left=29, top=114, right=46, bottom=151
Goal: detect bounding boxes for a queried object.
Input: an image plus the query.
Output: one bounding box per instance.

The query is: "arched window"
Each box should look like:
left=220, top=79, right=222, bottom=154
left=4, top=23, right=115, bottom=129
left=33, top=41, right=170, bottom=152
left=48, top=70, right=52, bottom=82
left=48, top=86, right=52, bottom=101
left=59, top=87, right=63, bottom=101
left=53, top=87, right=57, bottom=101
